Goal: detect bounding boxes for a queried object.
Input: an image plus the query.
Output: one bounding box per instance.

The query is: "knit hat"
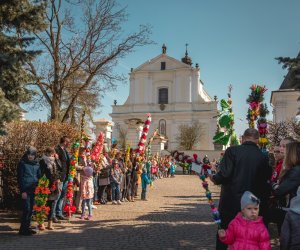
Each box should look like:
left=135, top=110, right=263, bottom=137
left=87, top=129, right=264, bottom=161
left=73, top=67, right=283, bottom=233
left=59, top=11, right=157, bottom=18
left=26, top=146, right=37, bottom=156
left=83, top=166, right=94, bottom=177
left=112, top=159, right=118, bottom=165
left=241, top=191, right=260, bottom=210
left=290, top=186, right=300, bottom=214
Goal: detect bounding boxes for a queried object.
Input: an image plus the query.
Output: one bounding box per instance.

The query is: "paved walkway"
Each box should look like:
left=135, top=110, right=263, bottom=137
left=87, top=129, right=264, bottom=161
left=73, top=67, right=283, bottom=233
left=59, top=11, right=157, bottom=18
left=0, top=175, right=279, bottom=249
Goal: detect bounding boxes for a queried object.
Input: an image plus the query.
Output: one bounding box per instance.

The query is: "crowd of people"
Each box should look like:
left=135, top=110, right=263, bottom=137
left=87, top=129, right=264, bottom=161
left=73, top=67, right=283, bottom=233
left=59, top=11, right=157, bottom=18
left=210, top=128, right=300, bottom=250
left=15, top=128, right=300, bottom=250
left=16, top=136, right=178, bottom=236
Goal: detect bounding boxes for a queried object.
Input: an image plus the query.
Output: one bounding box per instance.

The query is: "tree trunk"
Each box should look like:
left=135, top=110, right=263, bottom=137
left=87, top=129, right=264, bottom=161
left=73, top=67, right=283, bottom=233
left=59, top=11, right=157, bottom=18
left=50, top=95, right=60, bottom=121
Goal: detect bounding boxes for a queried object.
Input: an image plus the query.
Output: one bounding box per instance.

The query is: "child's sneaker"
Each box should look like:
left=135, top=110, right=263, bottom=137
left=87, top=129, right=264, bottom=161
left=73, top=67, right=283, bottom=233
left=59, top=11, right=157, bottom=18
left=117, top=200, right=122, bottom=205
left=91, top=204, right=97, bottom=209
left=87, top=215, right=93, bottom=220
left=80, top=214, right=85, bottom=220
left=112, top=200, right=117, bottom=205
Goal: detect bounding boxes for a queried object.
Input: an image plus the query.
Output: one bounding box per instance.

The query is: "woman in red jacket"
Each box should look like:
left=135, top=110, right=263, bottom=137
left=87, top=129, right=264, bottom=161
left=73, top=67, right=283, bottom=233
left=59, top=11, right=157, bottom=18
left=218, top=191, right=271, bottom=250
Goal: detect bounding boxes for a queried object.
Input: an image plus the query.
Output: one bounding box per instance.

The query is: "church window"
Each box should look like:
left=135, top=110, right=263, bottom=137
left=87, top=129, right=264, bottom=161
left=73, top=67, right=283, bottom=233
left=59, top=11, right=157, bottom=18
left=158, top=88, right=168, bottom=104
left=161, top=62, right=166, bottom=70
left=159, top=119, right=166, bottom=135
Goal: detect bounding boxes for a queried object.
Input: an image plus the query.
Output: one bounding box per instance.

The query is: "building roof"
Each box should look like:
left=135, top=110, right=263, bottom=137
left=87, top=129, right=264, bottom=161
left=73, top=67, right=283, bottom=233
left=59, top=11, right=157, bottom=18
left=270, top=89, right=300, bottom=104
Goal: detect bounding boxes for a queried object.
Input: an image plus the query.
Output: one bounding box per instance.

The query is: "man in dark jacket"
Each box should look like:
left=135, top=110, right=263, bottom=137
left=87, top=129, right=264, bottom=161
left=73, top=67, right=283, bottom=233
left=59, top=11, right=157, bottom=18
left=54, top=136, right=70, bottom=221
left=210, top=128, right=272, bottom=250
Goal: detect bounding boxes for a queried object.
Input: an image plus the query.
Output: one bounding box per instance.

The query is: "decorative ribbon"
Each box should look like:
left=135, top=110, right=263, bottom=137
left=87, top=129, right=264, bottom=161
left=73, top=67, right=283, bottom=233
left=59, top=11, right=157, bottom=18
left=199, top=174, right=221, bottom=227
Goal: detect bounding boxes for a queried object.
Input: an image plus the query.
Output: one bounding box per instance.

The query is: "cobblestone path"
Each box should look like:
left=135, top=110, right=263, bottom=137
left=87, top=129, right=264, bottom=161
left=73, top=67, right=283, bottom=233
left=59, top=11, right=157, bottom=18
left=0, top=175, right=279, bottom=250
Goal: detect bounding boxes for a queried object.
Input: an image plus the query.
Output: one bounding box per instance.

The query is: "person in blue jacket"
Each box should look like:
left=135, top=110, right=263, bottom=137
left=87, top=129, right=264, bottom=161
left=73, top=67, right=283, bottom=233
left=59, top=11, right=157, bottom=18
left=141, top=168, right=150, bottom=201
left=170, top=160, right=176, bottom=177
left=17, top=146, right=41, bottom=236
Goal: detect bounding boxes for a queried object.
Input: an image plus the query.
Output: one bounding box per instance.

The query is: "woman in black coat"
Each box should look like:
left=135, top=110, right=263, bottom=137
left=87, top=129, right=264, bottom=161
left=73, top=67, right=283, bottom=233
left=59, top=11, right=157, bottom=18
left=39, top=147, right=61, bottom=230
left=273, top=141, right=300, bottom=206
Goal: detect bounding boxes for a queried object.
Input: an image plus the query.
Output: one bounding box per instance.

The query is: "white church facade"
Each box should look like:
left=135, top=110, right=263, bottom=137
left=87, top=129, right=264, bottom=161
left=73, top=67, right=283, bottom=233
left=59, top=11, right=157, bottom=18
left=109, top=45, right=218, bottom=151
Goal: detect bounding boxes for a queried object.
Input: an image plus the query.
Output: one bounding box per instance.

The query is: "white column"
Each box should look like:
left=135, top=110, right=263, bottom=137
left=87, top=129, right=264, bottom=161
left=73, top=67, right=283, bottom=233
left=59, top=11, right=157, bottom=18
left=188, top=75, right=192, bottom=102
left=175, top=75, right=181, bottom=103
left=192, top=69, right=200, bottom=102
left=149, top=74, right=153, bottom=104
left=134, top=79, right=139, bottom=104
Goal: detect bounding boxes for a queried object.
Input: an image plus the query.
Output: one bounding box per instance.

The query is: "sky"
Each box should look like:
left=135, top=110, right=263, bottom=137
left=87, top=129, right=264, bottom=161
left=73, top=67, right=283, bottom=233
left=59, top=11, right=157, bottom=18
left=25, top=0, right=300, bottom=136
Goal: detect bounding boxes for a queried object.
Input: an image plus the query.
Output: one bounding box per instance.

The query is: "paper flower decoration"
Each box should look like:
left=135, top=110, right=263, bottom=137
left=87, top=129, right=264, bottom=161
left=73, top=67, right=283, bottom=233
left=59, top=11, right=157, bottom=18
left=33, top=175, right=50, bottom=227
left=246, top=84, right=267, bottom=128
left=64, top=140, right=80, bottom=218
left=246, top=84, right=269, bottom=150
left=136, top=113, right=151, bottom=155
left=213, top=98, right=239, bottom=146
left=199, top=174, right=221, bottom=225
left=91, top=132, right=104, bottom=162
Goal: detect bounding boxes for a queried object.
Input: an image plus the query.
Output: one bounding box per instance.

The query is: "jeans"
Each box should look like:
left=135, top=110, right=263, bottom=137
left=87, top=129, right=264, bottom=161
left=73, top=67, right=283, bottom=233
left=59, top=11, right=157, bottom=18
left=20, top=192, right=34, bottom=233
left=122, top=188, right=128, bottom=200
left=93, top=175, right=99, bottom=201
left=111, top=182, right=120, bottom=201
left=47, top=200, right=55, bottom=220
left=55, top=181, right=68, bottom=217
left=82, top=199, right=92, bottom=216
left=141, top=187, right=147, bottom=200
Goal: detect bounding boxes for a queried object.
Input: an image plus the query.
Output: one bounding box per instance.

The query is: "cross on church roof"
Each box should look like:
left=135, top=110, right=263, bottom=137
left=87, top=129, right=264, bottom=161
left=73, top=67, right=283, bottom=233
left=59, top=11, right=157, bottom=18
left=181, top=43, right=192, bottom=65
left=185, top=43, right=189, bottom=56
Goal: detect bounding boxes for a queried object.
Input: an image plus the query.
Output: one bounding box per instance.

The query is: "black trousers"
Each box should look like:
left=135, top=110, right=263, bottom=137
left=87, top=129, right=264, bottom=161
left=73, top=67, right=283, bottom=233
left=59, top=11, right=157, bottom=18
left=19, top=192, right=34, bottom=233
left=98, top=185, right=107, bottom=200
left=266, top=207, right=286, bottom=235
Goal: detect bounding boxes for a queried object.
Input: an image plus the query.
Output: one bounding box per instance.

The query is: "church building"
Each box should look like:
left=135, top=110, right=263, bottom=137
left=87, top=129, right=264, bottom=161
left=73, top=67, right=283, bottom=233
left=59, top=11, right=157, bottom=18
left=110, top=45, right=218, bottom=151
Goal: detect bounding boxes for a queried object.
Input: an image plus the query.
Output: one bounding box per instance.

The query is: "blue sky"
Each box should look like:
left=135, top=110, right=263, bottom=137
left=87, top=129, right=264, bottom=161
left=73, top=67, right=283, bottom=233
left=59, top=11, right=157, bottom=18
left=26, top=0, right=300, bottom=136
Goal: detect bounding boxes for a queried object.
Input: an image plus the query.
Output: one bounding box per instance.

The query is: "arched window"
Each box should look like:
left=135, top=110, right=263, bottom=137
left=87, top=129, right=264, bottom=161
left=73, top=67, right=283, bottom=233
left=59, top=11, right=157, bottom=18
left=158, top=88, right=168, bottom=104
left=159, top=119, right=166, bottom=136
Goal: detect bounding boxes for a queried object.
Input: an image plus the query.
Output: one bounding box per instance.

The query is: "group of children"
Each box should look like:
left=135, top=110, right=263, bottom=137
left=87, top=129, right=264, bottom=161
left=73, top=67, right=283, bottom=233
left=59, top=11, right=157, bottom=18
left=17, top=137, right=178, bottom=235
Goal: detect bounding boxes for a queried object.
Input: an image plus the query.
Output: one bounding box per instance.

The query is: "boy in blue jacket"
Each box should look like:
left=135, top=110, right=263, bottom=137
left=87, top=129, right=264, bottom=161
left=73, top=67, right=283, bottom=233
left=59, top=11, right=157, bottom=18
left=17, top=146, right=41, bottom=236
left=141, top=168, right=150, bottom=201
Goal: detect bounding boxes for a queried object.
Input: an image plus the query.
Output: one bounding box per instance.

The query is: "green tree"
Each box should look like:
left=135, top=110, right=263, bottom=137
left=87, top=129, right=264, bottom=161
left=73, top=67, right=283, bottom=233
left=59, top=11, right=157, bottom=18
left=276, top=55, right=300, bottom=70
left=176, top=122, right=203, bottom=150
left=0, top=0, right=46, bottom=134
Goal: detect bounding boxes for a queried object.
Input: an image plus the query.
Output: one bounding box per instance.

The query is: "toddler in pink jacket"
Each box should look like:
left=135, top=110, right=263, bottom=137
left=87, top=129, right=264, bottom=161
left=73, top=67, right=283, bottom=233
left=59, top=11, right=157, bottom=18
left=218, top=191, right=271, bottom=250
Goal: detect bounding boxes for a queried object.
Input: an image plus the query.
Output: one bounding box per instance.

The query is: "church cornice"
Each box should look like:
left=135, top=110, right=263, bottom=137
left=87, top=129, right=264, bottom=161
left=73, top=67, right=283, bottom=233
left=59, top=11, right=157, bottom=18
left=131, top=53, right=195, bottom=73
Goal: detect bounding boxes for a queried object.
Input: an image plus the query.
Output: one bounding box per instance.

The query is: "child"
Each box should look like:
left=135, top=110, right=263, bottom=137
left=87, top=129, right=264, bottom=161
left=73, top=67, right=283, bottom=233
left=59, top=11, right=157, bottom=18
left=80, top=164, right=94, bottom=220
left=17, top=146, right=41, bottom=236
left=141, top=168, right=150, bottom=201
left=151, top=160, right=158, bottom=180
left=170, top=160, right=176, bottom=177
left=280, top=186, right=300, bottom=250
left=218, top=191, right=271, bottom=250
left=110, top=159, right=122, bottom=205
